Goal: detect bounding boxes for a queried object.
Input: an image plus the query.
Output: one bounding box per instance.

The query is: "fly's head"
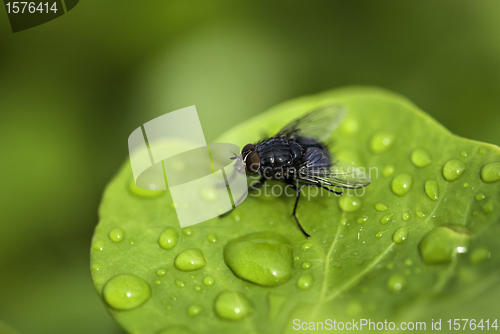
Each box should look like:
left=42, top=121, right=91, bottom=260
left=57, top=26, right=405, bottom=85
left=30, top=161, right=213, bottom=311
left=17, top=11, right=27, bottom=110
left=241, top=143, right=260, bottom=174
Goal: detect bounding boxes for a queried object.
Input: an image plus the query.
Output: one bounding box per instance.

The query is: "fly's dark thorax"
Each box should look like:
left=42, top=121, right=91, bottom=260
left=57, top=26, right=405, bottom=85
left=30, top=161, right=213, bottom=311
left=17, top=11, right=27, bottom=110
left=255, top=138, right=302, bottom=177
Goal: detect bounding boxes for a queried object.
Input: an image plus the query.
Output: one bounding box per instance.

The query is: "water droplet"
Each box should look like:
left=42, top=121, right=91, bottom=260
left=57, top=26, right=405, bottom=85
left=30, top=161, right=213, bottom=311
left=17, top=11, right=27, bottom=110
left=383, top=165, right=395, bottom=177
left=294, top=256, right=300, bottom=261
left=128, top=239, right=135, bottom=245
left=356, top=216, right=368, bottom=224
left=128, top=179, right=164, bottom=198
left=92, top=240, right=104, bottom=251
left=189, top=274, right=195, bottom=279
left=387, top=274, right=406, bottom=293
left=475, top=193, right=485, bottom=201
left=231, top=209, right=241, bottom=222
left=214, top=291, right=254, bottom=321
left=380, top=213, right=394, bottom=225
left=156, top=269, right=167, bottom=276
left=175, top=249, right=207, bottom=271
left=297, top=274, right=314, bottom=290
left=463, top=182, right=469, bottom=188
left=91, top=263, right=102, bottom=272
left=375, top=231, right=385, bottom=239
left=175, top=280, right=186, bottom=288
left=182, top=227, right=194, bottom=236
left=469, top=247, right=491, bottom=264
left=155, top=280, right=162, bottom=285
left=108, top=228, right=125, bottom=243
left=418, top=225, right=470, bottom=264
left=370, top=132, right=394, bottom=153
left=103, top=274, right=151, bottom=310
left=207, top=233, right=218, bottom=243
left=158, top=228, right=178, bottom=250
left=187, top=305, right=202, bottom=317
left=203, top=276, right=215, bottom=286
left=194, top=285, right=202, bottom=292
left=200, top=187, right=218, bottom=201
left=411, top=148, right=432, bottom=167
left=340, top=217, right=348, bottom=226
left=224, top=232, right=293, bottom=286
left=442, top=159, right=466, bottom=181
left=424, top=179, right=439, bottom=201
left=302, top=261, right=311, bottom=269
left=374, top=203, right=388, bottom=211
left=391, top=173, right=413, bottom=196
left=338, top=196, right=362, bottom=212
left=482, top=199, right=494, bottom=214
left=402, top=212, right=410, bottom=221
left=301, top=242, right=313, bottom=251
left=342, top=118, right=359, bottom=134
left=481, top=162, right=500, bottom=183
left=404, top=259, right=412, bottom=266
left=392, top=226, right=409, bottom=244
left=416, top=211, right=425, bottom=218
left=460, top=150, right=468, bottom=158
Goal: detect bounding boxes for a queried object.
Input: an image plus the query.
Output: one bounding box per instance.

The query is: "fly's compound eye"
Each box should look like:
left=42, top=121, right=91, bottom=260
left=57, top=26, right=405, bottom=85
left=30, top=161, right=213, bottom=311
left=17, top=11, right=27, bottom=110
left=245, top=151, right=260, bottom=174
left=242, top=143, right=255, bottom=153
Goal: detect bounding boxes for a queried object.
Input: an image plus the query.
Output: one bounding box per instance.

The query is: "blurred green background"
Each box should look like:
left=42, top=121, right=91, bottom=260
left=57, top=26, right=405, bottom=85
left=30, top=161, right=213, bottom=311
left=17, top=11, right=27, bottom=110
left=1, top=1, right=499, bottom=333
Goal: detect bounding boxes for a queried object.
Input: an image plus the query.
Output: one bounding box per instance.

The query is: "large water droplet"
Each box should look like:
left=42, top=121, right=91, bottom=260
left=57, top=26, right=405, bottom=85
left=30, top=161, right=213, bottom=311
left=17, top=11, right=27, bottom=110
left=418, top=226, right=470, bottom=264
left=338, top=196, right=362, bottom=212
left=223, top=232, right=293, bottom=286
left=391, top=173, right=413, bottom=196
left=481, top=162, right=500, bottom=183
left=460, top=150, right=468, bottom=158
left=156, top=269, right=167, bottom=276
left=392, top=226, right=409, bottom=244
left=302, top=261, right=311, bottom=269
left=182, top=227, right=194, bottom=236
left=402, top=212, right=410, bottom=221
left=214, top=291, right=254, bottom=321
left=370, top=132, right=394, bottom=153
left=207, top=233, right=218, bottom=243
left=442, top=159, right=466, bottom=181
left=103, top=274, right=151, bottom=310
left=387, top=274, right=406, bottom=293
left=92, top=240, right=104, bottom=251
left=108, top=228, right=125, bottom=243
left=175, top=249, right=207, bottom=271
left=374, top=203, right=388, bottom=212
left=411, top=148, right=432, bottom=167
left=425, top=180, right=439, bottom=201
left=203, top=276, right=215, bottom=286
left=380, top=213, right=394, bottom=225
left=297, top=274, right=314, bottom=290
left=475, top=193, right=485, bottom=201
left=158, top=228, right=178, bottom=250
left=301, top=242, right=313, bottom=251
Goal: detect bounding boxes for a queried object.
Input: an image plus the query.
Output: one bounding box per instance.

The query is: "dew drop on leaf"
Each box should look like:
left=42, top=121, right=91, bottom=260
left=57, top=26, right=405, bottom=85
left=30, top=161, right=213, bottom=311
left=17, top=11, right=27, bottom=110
left=442, top=159, right=466, bottom=181
left=182, top=227, right=194, bottom=236
left=203, top=276, right=215, bottom=286
left=410, top=148, right=432, bottom=167
left=375, top=231, right=385, bottom=239
left=207, top=233, right=218, bottom=243
left=174, top=249, right=207, bottom=271
left=338, top=195, right=362, bottom=212
left=391, top=173, right=413, bottom=196
left=108, top=228, right=125, bottom=243
left=370, top=132, right=394, bottom=153
left=482, top=199, right=494, bottom=214
left=156, top=269, right=167, bottom=276
left=297, top=274, right=314, bottom=290
left=469, top=247, right=491, bottom=264
left=92, top=240, right=104, bottom=251
left=103, top=274, right=151, bottom=310
left=357, top=216, right=368, bottom=224
left=387, top=274, right=406, bottom=293
left=301, top=242, right=313, bottom=251
left=424, top=179, right=439, bottom=201
left=380, top=213, right=394, bottom=225
left=214, top=291, right=254, bottom=321
left=383, top=165, right=395, bottom=177
left=175, top=280, right=186, bottom=288
left=158, top=228, right=178, bottom=250
left=475, top=193, right=485, bottom=201
left=91, top=263, right=102, bottom=272
left=480, top=162, right=500, bottom=183
left=302, top=261, right=311, bottom=269
left=187, top=305, right=203, bottom=317
left=418, top=226, right=470, bottom=264
left=402, top=212, right=411, bottom=221
left=460, top=150, right=468, bottom=158
left=392, top=226, right=409, bottom=244
left=374, top=203, right=388, bottom=211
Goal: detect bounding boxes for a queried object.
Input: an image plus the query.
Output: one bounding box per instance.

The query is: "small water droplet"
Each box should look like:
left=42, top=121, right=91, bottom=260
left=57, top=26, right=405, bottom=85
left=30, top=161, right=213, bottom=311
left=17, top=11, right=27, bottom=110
left=182, top=227, right=194, bottom=236
left=375, top=231, right=385, bottom=239
left=207, top=233, right=218, bottom=243
left=392, top=226, right=409, bottom=244
left=214, top=291, right=254, bottom=321
left=224, top=232, right=293, bottom=286
left=297, top=274, right=314, bottom=290
left=370, top=132, right=394, bottom=153
left=91, top=263, right=102, bottom=272
left=380, top=213, right=393, bottom=225
left=108, top=228, right=125, bottom=243
left=174, top=249, right=207, bottom=271
left=419, top=225, right=470, bottom=263
left=387, top=274, right=406, bottom=293
left=189, top=274, right=195, bottom=279
left=158, top=228, right=178, bottom=250
left=416, top=211, right=425, bottom=218
left=481, top=162, right=500, bottom=183
left=442, top=159, right=466, bottom=181
left=156, top=269, right=167, bottom=276
left=463, top=182, right=469, bottom=188
left=187, top=305, right=202, bottom=317
left=356, top=216, right=368, bottom=224
left=128, top=239, right=135, bottom=245
left=175, top=280, right=186, bottom=288
left=294, top=256, right=300, bottom=261
left=301, top=242, right=313, bottom=251
left=402, top=212, right=410, bottom=221
left=230, top=209, right=241, bottom=222
left=469, top=247, right=491, bottom=264
left=374, top=203, right=388, bottom=211
left=475, top=193, right=485, bottom=201
left=383, top=165, right=395, bottom=177
left=340, top=217, right=348, bottom=226
left=411, top=148, right=432, bottom=167
left=460, top=150, right=468, bottom=158
left=404, top=259, right=412, bottom=266
left=194, top=285, right=202, bottom=292
left=103, top=274, right=151, bottom=310
left=92, top=240, right=104, bottom=251
left=425, top=179, right=439, bottom=201
left=128, top=179, right=164, bottom=198
left=302, top=261, right=311, bottom=269
left=342, top=118, right=359, bottom=134
left=203, top=276, right=215, bottom=286
left=391, top=173, right=413, bottom=196
left=155, top=280, right=162, bottom=285
left=482, top=199, right=494, bottom=214
left=338, top=196, right=362, bottom=212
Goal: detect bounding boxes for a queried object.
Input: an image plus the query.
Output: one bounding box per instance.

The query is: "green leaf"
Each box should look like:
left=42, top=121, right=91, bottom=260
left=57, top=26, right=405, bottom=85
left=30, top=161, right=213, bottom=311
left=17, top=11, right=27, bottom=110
left=91, top=87, right=500, bottom=334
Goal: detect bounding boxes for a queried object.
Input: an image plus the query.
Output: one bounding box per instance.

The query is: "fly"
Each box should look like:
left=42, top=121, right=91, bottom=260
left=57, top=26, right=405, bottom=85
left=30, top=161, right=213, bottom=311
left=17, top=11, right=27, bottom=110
left=228, top=105, right=371, bottom=238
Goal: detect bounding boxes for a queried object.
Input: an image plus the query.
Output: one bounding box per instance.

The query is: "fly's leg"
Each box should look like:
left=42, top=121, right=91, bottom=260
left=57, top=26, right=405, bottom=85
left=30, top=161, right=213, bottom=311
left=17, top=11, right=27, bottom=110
left=219, top=177, right=267, bottom=218
left=296, top=181, right=343, bottom=195
left=287, top=181, right=311, bottom=238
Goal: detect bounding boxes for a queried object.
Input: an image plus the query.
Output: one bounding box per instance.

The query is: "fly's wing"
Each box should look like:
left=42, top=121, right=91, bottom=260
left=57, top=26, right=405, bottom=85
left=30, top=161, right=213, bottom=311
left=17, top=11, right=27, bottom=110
left=273, top=104, right=347, bottom=142
left=297, top=158, right=372, bottom=189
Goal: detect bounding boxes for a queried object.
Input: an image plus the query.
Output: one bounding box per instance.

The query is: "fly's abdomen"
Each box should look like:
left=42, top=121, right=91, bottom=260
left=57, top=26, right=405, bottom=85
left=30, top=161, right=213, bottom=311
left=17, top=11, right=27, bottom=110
left=256, top=138, right=302, bottom=168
